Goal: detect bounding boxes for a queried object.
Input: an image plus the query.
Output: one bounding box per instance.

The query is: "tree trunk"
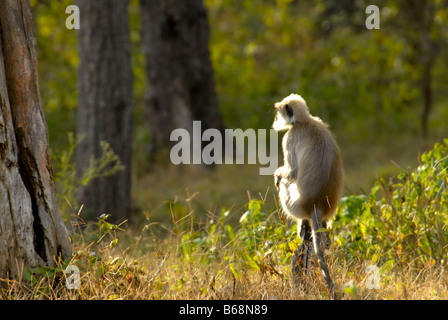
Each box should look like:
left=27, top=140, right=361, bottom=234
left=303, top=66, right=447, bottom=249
left=397, top=0, right=439, bottom=140
left=418, top=1, right=436, bottom=141
left=76, top=0, right=133, bottom=223
left=0, top=0, right=71, bottom=280
left=140, top=0, right=224, bottom=163
left=420, top=56, right=433, bottom=140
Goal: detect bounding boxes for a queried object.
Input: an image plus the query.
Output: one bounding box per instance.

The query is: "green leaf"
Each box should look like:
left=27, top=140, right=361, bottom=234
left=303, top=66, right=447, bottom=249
left=241, top=252, right=260, bottom=271
left=229, top=263, right=240, bottom=279
left=226, top=224, right=235, bottom=242
left=109, top=238, right=118, bottom=248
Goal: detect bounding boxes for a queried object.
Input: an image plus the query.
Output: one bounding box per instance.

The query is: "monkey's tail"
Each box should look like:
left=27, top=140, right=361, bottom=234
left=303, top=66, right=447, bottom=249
left=311, top=207, right=337, bottom=300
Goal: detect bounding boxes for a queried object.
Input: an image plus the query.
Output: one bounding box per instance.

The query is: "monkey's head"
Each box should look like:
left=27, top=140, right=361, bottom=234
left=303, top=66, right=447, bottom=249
left=272, top=94, right=311, bottom=131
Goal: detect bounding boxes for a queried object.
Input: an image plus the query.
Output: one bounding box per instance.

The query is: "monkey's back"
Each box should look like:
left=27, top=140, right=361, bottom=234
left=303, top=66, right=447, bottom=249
left=284, top=121, right=343, bottom=220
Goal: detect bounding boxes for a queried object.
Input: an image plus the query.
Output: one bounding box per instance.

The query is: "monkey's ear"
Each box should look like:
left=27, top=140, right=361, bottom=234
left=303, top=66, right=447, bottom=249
left=285, top=104, right=293, bottom=118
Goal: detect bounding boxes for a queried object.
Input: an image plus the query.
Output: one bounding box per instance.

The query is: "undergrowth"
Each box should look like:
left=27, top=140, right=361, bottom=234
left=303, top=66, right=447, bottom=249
left=1, top=139, right=448, bottom=300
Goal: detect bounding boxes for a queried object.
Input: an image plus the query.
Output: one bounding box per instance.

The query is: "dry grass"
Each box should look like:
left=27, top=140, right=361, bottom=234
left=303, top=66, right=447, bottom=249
left=2, top=221, right=448, bottom=300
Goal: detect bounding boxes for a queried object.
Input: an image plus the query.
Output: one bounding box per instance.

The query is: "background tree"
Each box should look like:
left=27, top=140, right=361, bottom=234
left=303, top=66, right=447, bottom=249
left=0, top=0, right=71, bottom=280
left=392, top=0, right=447, bottom=140
left=29, top=0, right=448, bottom=221
left=75, top=0, right=133, bottom=223
left=140, top=0, right=225, bottom=164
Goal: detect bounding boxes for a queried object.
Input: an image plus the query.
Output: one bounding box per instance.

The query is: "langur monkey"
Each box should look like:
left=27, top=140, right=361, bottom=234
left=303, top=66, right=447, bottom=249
left=273, top=94, right=344, bottom=299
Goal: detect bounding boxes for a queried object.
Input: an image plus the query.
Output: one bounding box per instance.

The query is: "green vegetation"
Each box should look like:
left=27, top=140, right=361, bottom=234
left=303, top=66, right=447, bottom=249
left=3, top=1, right=446, bottom=299
left=53, top=133, right=124, bottom=218
left=34, top=0, right=448, bottom=193
left=334, top=139, right=448, bottom=270
left=3, top=140, right=448, bottom=299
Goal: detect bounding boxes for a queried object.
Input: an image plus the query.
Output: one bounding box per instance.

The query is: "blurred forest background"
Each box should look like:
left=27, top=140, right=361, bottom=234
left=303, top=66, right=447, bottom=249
left=31, top=0, right=448, bottom=227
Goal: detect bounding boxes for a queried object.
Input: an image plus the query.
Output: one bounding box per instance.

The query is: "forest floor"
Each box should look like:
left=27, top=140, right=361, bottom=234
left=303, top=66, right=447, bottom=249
left=2, top=223, right=447, bottom=300
left=2, top=133, right=448, bottom=300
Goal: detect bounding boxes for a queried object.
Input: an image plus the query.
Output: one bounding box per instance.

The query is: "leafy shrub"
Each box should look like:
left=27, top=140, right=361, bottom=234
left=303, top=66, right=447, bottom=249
left=333, top=139, right=448, bottom=270
left=52, top=132, right=124, bottom=218
left=173, top=199, right=296, bottom=279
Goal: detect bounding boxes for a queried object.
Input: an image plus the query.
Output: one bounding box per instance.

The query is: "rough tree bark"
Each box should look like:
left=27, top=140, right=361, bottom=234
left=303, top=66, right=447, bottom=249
left=0, top=0, right=71, bottom=280
left=76, top=0, right=133, bottom=223
left=140, top=0, right=225, bottom=163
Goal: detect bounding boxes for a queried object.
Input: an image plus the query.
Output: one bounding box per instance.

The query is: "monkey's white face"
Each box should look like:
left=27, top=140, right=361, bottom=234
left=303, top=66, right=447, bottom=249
left=273, top=103, right=294, bottom=131
left=272, top=94, right=311, bottom=131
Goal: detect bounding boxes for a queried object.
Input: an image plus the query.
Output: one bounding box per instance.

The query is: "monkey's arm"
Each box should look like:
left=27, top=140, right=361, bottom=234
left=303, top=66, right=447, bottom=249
left=274, top=167, right=284, bottom=189
left=274, top=163, right=297, bottom=181
left=285, top=150, right=298, bottom=180
left=274, top=165, right=296, bottom=189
